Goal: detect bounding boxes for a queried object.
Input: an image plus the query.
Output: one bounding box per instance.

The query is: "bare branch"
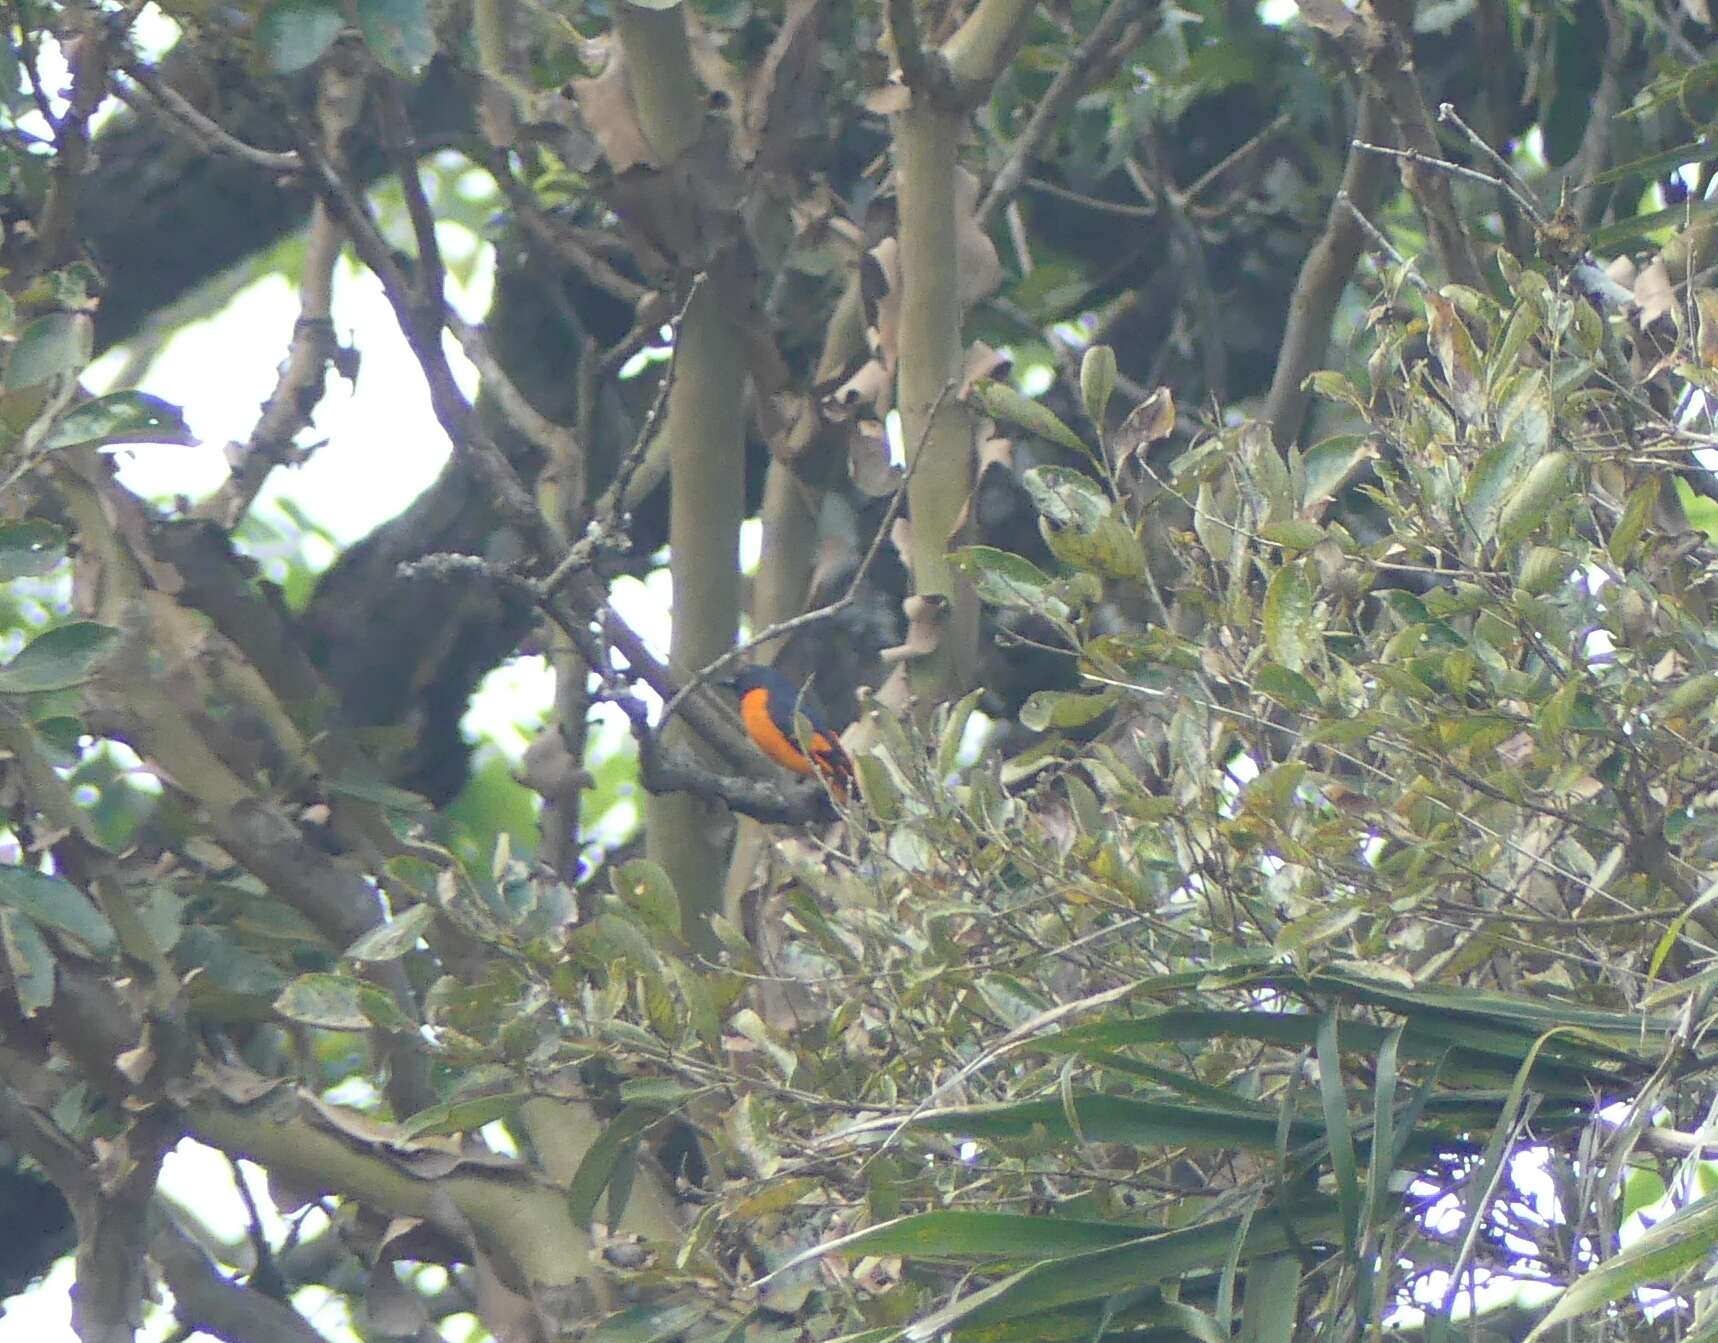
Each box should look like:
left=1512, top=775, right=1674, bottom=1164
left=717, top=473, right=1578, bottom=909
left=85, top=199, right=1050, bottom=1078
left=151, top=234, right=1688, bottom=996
left=977, top=0, right=1154, bottom=228
left=1264, top=92, right=1393, bottom=448
left=198, top=204, right=344, bottom=529
left=150, top=1212, right=333, bottom=1343
left=112, top=59, right=302, bottom=173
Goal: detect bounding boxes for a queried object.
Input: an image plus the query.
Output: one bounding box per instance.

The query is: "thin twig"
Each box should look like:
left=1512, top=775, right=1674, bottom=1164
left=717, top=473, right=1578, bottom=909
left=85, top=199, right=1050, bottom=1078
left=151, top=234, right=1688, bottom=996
left=977, top=0, right=1153, bottom=228
left=199, top=207, right=343, bottom=528
left=533, top=277, right=702, bottom=597
left=113, top=60, right=302, bottom=172
left=1337, top=190, right=1429, bottom=293
left=1263, top=92, right=1392, bottom=448
left=1352, top=139, right=1509, bottom=195
left=484, top=147, right=649, bottom=307
left=1022, top=177, right=1156, bottom=217
left=1435, top=102, right=1546, bottom=228
left=444, top=309, right=583, bottom=466
left=378, top=80, right=445, bottom=337
left=285, top=96, right=552, bottom=553
left=1128, top=143, right=1225, bottom=400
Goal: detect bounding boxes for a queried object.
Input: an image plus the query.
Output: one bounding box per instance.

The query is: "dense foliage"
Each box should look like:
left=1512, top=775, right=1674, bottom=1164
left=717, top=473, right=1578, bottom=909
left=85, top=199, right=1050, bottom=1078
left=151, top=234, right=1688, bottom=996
left=8, top=0, right=1718, bottom=1339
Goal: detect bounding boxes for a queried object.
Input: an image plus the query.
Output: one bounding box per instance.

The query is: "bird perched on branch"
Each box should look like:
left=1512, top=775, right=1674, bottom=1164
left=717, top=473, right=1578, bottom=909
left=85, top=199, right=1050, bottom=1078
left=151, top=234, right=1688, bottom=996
left=722, top=666, right=854, bottom=800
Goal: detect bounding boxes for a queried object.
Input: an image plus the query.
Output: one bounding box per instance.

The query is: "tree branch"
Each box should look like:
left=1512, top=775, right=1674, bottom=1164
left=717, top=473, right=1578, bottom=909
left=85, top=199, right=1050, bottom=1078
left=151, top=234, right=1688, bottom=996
left=1264, top=91, right=1393, bottom=448
left=977, top=0, right=1155, bottom=229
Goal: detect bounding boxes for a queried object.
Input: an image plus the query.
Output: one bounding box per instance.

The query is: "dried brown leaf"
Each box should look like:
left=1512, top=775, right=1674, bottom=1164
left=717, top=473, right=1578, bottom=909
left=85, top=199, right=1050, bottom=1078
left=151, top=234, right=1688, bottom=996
left=1111, top=387, right=1176, bottom=466
left=568, top=42, right=653, bottom=172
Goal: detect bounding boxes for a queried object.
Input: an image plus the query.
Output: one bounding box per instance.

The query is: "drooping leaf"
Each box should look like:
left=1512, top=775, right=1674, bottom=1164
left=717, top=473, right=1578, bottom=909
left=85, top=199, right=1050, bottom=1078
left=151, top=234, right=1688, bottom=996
left=950, top=546, right=1065, bottom=615
left=1080, top=344, right=1117, bottom=427
left=970, top=380, right=1091, bottom=456
left=274, top=973, right=374, bottom=1031
left=567, top=1104, right=663, bottom=1230
left=1263, top=562, right=1317, bottom=672
left=1, top=908, right=56, bottom=1013
left=399, top=1090, right=531, bottom=1139
left=4, top=313, right=92, bottom=391
left=0, top=520, right=65, bottom=580
left=355, top=0, right=436, bottom=74
left=0, top=622, right=119, bottom=694
left=343, top=904, right=435, bottom=963
left=256, top=0, right=344, bottom=72
left=0, top=867, right=115, bottom=954
left=612, top=859, right=682, bottom=942
left=47, top=392, right=196, bottom=450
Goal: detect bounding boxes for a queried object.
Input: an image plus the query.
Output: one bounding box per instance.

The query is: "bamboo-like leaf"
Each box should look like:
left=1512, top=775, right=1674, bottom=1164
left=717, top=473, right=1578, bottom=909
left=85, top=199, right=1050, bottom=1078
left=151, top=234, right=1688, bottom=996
left=1316, top=1013, right=1361, bottom=1256
left=1524, top=1192, right=1718, bottom=1342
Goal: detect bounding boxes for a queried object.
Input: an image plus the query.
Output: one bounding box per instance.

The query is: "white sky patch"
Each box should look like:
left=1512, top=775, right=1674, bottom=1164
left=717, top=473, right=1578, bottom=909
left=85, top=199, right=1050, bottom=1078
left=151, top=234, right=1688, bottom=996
left=91, top=240, right=494, bottom=547
left=463, top=655, right=556, bottom=766
left=885, top=408, right=906, bottom=468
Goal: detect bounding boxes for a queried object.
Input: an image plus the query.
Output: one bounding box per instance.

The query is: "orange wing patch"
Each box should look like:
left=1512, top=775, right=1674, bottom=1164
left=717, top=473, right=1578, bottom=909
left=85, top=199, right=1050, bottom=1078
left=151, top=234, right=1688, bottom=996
left=739, top=687, right=815, bottom=776
left=739, top=687, right=853, bottom=799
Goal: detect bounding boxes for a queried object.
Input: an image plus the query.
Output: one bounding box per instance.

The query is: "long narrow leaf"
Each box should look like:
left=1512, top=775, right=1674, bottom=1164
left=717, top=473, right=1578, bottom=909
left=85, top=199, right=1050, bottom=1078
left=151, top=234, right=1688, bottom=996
left=1316, top=1012, right=1361, bottom=1256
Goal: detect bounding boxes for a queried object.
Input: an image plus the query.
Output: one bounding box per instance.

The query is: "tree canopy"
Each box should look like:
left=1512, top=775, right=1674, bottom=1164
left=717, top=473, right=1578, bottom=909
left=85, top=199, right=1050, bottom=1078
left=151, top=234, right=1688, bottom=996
left=7, top=0, right=1718, bottom=1339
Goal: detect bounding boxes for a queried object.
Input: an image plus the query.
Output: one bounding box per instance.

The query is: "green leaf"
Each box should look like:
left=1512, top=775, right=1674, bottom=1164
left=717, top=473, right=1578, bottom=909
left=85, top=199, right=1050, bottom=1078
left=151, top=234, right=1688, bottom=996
left=567, top=1104, right=662, bottom=1230
left=399, top=1090, right=530, bottom=1139
left=587, top=1302, right=709, bottom=1343
left=970, top=379, right=1091, bottom=456
left=1263, top=562, right=1317, bottom=673
left=1591, top=195, right=1718, bottom=251
left=950, top=545, right=1065, bottom=614
left=1019, top=688, right=1117, bottom=732
left=4, top=313, right=92, bottom=391
left=47, top=392, right=196, bottom=451
left=1590, top=137, right=1716, bottom=188
left=908, top=1093, right=1312, bottom=1152
left=1497, top=452, right=1573, bottom=545
left=1020, top=465, right=1110, bottom=530
left=0, top=866, right=115, bottom=954
left=1316, top=1013, right=1361, bottom=1255
left=0, top=622, right=119, bottom=694
left=1524, top=1187, right=1718, bottom=1339
left=1, top=908, right=55, bottom=1014
left=274, top=972, right=372, bottom=1030
left=794, top=1209, right=1162, bottom=1260
left=1609, top=476, right=1659, bottom=565
left=1258, top=521, right=1326, bottom=550
left=356, top=0, right=436, bottom=74
left=1041, top=510, right=1148, bottom=580
left=611, top=859, right=682, bottom=942
left=823, top=1197, right=1343, bottom=1331
left=1254, top=662, right=1322, bottom=713
left=1079, top=344, right=1117, bottom=426
left=342, top=903, right=434, bottom=963
left=324, top=772, right=432, bottom=814
left=1299, top=436, right=1376, bottom=514
left=255, top=0, right=345, bottom=74
left=0, top=520, right=66, bottom=580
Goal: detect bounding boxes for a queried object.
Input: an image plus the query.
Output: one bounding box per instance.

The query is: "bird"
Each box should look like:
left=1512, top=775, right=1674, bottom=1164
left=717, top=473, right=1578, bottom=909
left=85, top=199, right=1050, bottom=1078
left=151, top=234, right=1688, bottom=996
left=721, top=665, right=854, bottom=799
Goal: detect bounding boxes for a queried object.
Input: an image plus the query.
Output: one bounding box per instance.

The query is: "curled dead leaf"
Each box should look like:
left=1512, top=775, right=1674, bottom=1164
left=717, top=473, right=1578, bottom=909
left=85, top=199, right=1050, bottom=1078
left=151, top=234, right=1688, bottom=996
left=1633, top=258, right=1675, bottom=330
left=955, top=169, right=1003, bottom=306
left=849, top=420, right=901, bottom=497
left=568, top=42, right=654, bottom=173
left=1110, top=387, right=1175, bottom=467
left=864, top=82, right=912, bottom=114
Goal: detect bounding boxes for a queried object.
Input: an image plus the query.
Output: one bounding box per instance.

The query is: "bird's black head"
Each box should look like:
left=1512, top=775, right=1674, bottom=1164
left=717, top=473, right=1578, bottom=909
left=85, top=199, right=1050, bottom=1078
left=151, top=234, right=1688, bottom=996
left=721, top=665, right=793, bottom=698
left=720, top=665, right=829, bottom=725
